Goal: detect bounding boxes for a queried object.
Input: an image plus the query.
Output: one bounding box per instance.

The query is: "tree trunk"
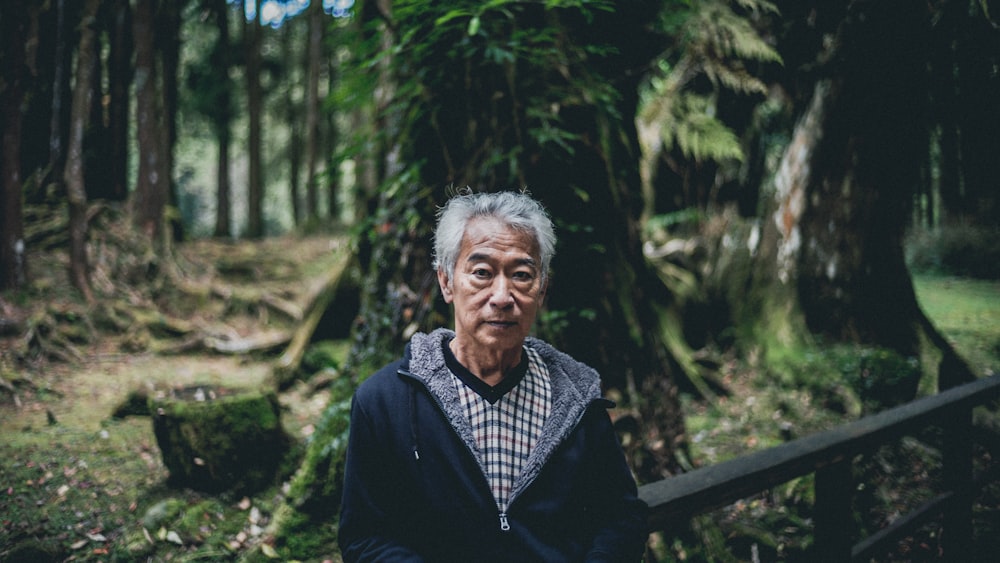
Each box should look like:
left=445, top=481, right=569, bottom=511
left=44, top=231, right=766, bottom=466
left=1, top=0, right=29, bottom=291
left=952, top=2, right=1000, bottom=226
left=38, top=0, right=74, bottom=203
left=132, top=0, right=168, bottom=240
left=348, top=0, right=687, bottom=479
left=282, top=20, right=303, bottom=226
left=326, top=56, right=340, bottom=221
left=160, top=0, right=185, bottom=240
left=210, top=0, right=232, bottom=238
left=304, top=0, right=324, bottom=221
left=107, top=0, right=132, bottom=202
left=245, top=0, right=264, bottom=238
left=63, top=0, right=101, bottom=303
left=756, top=0, right=975, bottom=393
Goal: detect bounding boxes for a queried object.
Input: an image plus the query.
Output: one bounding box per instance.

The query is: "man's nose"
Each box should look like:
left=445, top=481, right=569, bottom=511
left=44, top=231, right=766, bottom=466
left=489, top=277, right=515, bottom=308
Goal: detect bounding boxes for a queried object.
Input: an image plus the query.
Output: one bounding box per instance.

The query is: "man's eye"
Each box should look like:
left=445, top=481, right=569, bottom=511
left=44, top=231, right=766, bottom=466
left=472, top=269, right=491, bottom=278
left=513, top=271, right=535, bottom=282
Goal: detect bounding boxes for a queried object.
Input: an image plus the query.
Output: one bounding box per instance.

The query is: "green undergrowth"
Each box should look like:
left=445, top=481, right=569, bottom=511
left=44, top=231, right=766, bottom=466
left=667, top=274, right=1000, bottom=561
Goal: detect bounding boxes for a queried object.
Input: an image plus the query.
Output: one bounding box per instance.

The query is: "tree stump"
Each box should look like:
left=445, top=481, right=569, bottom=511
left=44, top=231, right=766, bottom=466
left=150, top=386, right=291, bottom=494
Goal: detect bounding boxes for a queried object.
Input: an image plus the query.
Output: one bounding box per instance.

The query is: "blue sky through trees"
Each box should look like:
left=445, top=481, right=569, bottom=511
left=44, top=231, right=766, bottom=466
left=243, top=0, right=355, bottom=26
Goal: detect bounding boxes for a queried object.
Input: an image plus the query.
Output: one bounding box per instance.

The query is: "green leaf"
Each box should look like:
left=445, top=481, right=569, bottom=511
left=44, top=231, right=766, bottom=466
left=468, top=15, right=481, bottom=36
left=435, top=9, right=471, bottom=27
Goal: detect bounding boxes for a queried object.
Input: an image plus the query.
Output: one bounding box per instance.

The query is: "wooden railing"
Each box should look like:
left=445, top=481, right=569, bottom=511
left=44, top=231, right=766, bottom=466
left=638, top=374, right=1000, bottom=562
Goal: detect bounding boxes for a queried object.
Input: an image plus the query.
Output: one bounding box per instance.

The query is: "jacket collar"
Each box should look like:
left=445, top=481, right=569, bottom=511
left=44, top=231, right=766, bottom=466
left=402, top=328, right=610, bottom=503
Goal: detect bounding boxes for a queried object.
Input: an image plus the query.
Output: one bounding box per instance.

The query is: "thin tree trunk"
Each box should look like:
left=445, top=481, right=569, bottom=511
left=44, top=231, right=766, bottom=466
left=41, top=0, right=73, bottom=202
left=107, top=0, right=132, bottom=202
left=304, top=0, right=323, bottom=221
left=245, top=0, right=264, bottom=238
left=1, top=0, right=29, bottom=291
left=283, top=20, right=303, bottom=226
left=132, top=0, right=168, bottom=240
left=211, top=0, right=232, bottom=238
left=326, top=56, right=339, bottom=221
left=161, top=0, right=184, bottom=240
left=64, top=0, right=101, bottom=303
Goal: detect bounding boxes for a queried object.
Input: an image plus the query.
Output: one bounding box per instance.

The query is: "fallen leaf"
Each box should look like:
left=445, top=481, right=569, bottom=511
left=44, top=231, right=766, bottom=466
left=261, top=543, right=280, bottom=559
left=70, top=539, right=88, bottom=550
left=166, top=530, right=183, bottom=545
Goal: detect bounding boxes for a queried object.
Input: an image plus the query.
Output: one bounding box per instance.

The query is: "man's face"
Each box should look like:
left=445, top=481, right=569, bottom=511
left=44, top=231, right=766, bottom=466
left=438, top=216, right=546, bottom=357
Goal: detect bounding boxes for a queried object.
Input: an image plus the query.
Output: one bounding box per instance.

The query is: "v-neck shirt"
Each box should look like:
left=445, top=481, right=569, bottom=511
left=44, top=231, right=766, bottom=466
left=443, top=339, right=552, bottom=514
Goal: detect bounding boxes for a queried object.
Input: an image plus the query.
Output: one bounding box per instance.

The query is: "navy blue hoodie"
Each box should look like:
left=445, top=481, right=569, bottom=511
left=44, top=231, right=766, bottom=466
left=338, top=329, right=648, bottom=562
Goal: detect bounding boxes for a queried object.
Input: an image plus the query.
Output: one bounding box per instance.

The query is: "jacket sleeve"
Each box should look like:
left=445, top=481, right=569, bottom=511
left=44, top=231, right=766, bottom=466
left=337, top=389, right=425, bottom=563
left=583, top=408, right=649, bottom=562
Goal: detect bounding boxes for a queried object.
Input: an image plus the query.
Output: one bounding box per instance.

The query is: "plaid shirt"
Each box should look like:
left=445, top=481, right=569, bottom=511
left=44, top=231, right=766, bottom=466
left=447, top=345, right=552, bottom=515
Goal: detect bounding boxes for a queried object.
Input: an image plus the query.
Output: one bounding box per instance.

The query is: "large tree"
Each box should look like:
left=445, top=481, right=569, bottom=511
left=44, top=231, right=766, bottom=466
left=734, top=0, right=979, bottom=397
left=350, top=0, right=689, bottom=478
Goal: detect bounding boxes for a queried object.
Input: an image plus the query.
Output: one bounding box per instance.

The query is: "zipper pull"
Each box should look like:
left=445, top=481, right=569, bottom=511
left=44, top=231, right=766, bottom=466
left=499, top=512, right=510, bottom=531
left=413, top=446, right=420, bottom=460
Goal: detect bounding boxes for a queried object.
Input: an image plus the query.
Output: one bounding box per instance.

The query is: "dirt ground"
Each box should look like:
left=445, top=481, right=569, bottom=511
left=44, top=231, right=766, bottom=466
left=0, top=234, right=347, bottom=560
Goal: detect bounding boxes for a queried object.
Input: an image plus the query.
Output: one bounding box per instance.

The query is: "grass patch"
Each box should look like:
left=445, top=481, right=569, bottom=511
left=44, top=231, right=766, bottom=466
left=913, top=274, right=1000, bottom=376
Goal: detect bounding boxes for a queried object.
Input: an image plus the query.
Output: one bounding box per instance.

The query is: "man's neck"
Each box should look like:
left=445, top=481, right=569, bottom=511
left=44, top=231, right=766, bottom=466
left=449, top=339, right=522, bottom=386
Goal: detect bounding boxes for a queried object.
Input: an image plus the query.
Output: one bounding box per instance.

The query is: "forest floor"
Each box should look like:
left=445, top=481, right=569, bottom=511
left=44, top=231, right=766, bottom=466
left=1, top=233, right=999, bottom=561
left=0, top=234, right=350, bottom=561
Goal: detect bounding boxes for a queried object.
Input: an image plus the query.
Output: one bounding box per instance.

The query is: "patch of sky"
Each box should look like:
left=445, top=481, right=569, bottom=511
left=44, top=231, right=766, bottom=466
left=243, top=0, right=355, bottom=26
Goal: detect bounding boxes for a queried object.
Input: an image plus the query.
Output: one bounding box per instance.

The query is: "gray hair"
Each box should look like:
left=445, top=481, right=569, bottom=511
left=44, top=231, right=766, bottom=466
left=433, top=190, right=556, bottom=285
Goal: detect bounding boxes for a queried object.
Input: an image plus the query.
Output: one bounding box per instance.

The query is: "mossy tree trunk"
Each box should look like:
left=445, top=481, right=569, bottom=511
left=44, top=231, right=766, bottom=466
left=345, top=0, right=689, bottom=480
left=747, top=1, right=976, bottom=393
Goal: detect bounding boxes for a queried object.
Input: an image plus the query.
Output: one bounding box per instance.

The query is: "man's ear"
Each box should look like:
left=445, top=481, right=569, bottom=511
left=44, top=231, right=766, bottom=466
left=437, top=268, right=454, bottom=303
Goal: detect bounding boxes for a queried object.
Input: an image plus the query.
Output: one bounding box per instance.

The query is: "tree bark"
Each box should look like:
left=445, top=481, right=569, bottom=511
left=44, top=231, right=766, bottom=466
left=282, top=19, right=303, bottom=226
left=44, top=0, right=74, bottom=200
left=210, top=0, right=233, bottom=238
left=1, top=0, right=29, bottom=291
left=245, top=0, right=264, bottom=238
left=756, top=0, right=975, bottom=392
left=132, top=0, right=168, bottom=240
left=160, top=0, right=185, bottom=240
left=63, top=0, right=101, bottom=303
left=107, top=0, right=132, bottom=202
left=304, top=0, right=324, bottom=221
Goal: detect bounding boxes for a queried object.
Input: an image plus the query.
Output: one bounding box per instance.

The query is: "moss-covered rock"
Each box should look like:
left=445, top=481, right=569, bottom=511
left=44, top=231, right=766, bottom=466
left=150, top=386, right=291, bottom=494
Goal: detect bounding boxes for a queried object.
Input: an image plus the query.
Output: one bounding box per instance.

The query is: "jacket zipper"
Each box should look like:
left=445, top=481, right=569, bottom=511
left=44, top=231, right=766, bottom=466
left=399, top=368, right=510, bottom=530
left=400, top=368, right=607, bottom=533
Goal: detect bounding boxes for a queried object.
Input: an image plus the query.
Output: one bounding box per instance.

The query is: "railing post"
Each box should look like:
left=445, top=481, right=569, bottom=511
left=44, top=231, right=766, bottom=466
left=813, top=457, right=853, bottom=563
left=942, top=407, right=973, bottom=561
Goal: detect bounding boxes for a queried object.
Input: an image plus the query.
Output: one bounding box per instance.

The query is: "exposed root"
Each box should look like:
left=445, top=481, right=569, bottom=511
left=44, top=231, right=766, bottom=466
left=8, top=202, right=348, bottom=374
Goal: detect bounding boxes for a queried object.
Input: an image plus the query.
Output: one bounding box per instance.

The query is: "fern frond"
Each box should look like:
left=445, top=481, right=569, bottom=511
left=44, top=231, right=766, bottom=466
left=697, top=2, right=782, bottom=65
left=670, top=94, right=745, bottom=163
left=703, top=63, right=769, bottom=95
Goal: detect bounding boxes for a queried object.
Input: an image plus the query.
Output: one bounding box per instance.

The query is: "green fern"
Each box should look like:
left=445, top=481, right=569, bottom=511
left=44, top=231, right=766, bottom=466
left=639, top=0, right=780, bottom=165
left=674, top=94, right=746, bottom=163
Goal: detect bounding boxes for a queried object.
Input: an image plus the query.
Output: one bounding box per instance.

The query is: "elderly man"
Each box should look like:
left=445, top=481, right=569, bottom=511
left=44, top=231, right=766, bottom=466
left=338, top=190, right=647, bottom=562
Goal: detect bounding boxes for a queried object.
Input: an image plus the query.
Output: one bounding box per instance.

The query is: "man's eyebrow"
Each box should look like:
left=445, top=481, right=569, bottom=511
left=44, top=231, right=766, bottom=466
left=465, top=252, right=537, bottom=268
